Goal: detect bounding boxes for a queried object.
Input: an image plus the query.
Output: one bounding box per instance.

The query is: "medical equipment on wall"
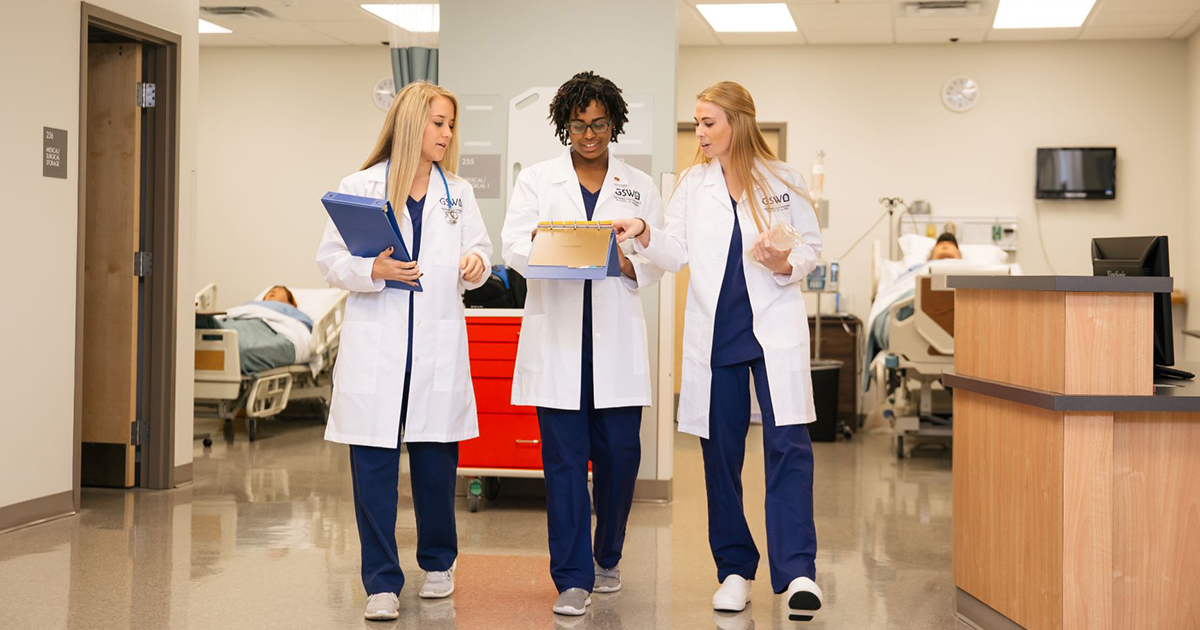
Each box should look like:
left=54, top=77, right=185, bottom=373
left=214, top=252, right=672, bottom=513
left=896, top=215, right=1018, bottom=252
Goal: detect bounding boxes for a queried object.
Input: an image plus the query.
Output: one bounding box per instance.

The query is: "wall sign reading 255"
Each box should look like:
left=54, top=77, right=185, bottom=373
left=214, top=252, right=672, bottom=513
left=942, top=76, right=979, bottom=113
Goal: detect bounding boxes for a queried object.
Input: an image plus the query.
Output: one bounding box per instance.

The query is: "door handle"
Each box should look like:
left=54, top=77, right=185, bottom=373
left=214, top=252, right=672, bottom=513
left=515, top=439, right=540, bottom=446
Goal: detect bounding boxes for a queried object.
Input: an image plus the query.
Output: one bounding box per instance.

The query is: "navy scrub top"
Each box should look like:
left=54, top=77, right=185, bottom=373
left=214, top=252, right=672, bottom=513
left=402, top=195, right=425, bottom=374
left=580, top=184, right=601, bottom=364
left=711, top=196, right=764, bottom=367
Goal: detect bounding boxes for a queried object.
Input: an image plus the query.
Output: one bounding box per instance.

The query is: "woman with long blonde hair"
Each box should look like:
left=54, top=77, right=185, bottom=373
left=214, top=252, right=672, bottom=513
left=316, top=80, right=492, bottom=621
left=611, top=81, right=825, bottom=621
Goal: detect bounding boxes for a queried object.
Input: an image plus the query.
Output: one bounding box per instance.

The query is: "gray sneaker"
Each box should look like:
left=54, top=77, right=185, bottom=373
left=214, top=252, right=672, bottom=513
left=364, top=592, right=400, bottom=621
left=419, top=561, right=456, bottom=599
left=594, top=562, right=621, bottom=593
left=553, top=587, right=592, bottom=616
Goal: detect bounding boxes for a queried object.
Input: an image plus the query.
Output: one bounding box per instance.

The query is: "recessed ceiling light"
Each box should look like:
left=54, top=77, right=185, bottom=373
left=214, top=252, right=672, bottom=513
left=361, top=4, right=440, bottom=33
left=992, top=0, right=1097, bottom=29
left=199, top=19, right=232, bottom=34
left=696, top=3, right=798, bottom=33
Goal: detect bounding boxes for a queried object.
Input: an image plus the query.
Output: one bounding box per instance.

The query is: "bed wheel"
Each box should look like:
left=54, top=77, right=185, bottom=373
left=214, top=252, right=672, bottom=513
left=248, top=419, right=258, bottom=442
left=202, top=437, right=213, bottom=448
left=896, top=435, right=905, bottom=459
left=467, top=477, right=483, bottom=513
left=483, top=477, right=501, bottom=501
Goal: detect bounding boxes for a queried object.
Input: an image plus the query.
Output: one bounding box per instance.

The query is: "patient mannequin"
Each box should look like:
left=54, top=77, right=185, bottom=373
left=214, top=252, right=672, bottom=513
left=928, top=233, right=962, bottom=261
left=262, top=285, right=298, bottom=307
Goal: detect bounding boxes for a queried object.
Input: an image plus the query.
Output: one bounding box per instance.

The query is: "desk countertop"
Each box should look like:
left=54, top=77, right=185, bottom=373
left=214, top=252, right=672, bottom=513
left=944, top=366, right=1200, bottom=413
left=945, top=275, right=1173, bottom=293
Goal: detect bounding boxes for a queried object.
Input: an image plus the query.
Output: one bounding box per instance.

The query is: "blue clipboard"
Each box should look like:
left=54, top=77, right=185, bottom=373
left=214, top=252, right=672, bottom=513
left=321, top=192, right=422, bottom=291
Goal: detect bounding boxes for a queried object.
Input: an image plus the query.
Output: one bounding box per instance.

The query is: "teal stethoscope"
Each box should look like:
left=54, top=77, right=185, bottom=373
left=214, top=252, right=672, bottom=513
left=385, top=159, right=459, bottom=224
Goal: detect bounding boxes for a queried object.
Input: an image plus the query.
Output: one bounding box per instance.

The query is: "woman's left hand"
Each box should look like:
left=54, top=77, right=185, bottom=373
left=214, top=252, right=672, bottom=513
left=460, top=253, right=487, bottom=283
left=753, top=232, right=793, bottom=275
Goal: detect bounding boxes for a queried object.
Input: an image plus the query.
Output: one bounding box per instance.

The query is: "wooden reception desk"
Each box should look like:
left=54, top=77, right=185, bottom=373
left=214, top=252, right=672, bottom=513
left=944, top=275, right=1200, bottom=630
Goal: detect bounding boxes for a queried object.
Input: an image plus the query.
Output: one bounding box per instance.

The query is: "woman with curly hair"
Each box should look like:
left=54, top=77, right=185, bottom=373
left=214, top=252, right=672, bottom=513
left=501, top=71, right=664, bottom=616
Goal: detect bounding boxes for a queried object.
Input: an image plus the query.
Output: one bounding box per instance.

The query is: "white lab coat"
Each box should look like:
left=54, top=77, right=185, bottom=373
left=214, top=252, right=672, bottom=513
left=501, top=149, right=665, bottom=410
left=634, top=159, right=822, bottom=438
left=316, top=161, right=493, bottom=447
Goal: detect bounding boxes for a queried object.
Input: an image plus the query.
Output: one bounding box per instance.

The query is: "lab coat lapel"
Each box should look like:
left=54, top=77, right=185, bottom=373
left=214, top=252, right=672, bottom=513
left=704, top=160, right=736, bottom=212
left=593, top=151, right=619, bottom=215
left=549, top=149, right=587, bottom=220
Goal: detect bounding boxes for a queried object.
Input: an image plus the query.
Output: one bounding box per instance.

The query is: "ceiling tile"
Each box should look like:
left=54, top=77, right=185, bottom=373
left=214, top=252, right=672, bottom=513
left=199, top=33, right=270, bottom=46
left=301, top=20, right=393, bottom=45
left=715, top=31, right=809, bottom=45
left=894, top=28, right=987, bottom=43
left=223, top=20, right=347, bottom=45
left=1087, top=9, right=1195, bottom=26
left=1099, top=0, right=1200, bottom=11
left=1080, top=24, right=1182, bottom=38
left=802, top=29, right=894, bottom=43
left=985, top=27, right=1081, bottom=41
left=894, top=15, right=992, bottom=31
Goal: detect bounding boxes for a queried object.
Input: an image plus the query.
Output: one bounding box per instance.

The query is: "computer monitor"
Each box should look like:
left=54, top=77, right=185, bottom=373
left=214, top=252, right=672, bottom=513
left=1091, top=236, right=1173, bottom=367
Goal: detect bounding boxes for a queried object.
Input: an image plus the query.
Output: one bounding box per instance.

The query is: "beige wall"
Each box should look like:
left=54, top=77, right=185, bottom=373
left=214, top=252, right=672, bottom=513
left=196, top=46, right=392, bottom=308
left=678, top=41, right=1191, bottom=324
left=0, top=0, right=198, bottom=514
left=1187, top=32, right=1200, bottom=361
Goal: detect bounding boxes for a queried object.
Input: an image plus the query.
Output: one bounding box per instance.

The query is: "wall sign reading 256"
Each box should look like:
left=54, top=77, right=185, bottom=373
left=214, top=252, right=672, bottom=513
left=942, top=76, right=979, bottom=113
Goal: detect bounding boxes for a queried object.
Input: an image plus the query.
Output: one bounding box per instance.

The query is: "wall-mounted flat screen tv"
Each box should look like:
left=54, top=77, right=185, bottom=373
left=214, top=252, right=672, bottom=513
left=1036, top=147, right=1116, bottom=200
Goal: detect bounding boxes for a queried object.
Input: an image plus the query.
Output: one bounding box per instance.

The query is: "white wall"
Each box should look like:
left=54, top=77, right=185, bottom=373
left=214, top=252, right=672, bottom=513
left=196, top=46, right=392, bottom=307
left=678, top=41, right=1191, bottom=324
left=0, top=0, right=198, bottom=514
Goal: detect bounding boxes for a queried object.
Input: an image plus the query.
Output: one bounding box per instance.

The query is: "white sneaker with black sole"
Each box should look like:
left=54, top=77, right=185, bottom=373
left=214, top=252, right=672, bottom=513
left=364, top=592, right=400, bottom=621
left=712, top=575, right=753, bottom=613
left=784, top=576, right=823, bottom=622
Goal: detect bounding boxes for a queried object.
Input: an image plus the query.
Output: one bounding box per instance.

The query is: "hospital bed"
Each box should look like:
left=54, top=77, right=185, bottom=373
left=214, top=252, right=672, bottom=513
left=867, top=234, right=1020, bottom=457
left=193, top=284, right=347, bottom=442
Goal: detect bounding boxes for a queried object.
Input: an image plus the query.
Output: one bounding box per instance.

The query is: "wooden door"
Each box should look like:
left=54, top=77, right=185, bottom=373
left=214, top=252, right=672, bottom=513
left=82, top=42, right=142, bottom=488
left=672, top=125, right=783, bottom=393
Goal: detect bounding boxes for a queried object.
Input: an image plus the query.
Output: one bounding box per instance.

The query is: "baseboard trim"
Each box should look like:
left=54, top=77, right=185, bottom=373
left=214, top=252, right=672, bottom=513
left=173, top=463, right=193, bottom=487
left=633, top=478, right=672, bottom=503
left=0, top=491, right=76, bottom=535
left=955, top=588, right=1028, bottom=630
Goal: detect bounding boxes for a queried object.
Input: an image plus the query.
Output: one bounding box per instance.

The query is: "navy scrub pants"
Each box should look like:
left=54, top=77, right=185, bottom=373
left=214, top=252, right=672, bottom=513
left=349, top=374, right=459, bottom=596
left=701, top=357, right=818, bottom=594
left=537, top=358, right=642, bottom=593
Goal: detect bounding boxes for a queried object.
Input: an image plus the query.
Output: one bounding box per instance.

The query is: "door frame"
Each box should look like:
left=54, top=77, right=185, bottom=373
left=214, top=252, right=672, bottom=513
left=676, top=121, right=787, bottom=161
left=76, top=3, right=181, bottom=504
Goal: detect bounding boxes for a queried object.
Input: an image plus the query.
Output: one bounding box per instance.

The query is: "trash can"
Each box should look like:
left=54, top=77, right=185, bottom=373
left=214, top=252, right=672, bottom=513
left=808, top=360, right=842, bottom=442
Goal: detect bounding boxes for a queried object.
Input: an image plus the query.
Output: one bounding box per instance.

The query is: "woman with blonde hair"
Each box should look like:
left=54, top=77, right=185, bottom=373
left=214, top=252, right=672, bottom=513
left=611, top=81, right=824, bottom=621
left=316, top=80, right=492, bottom=621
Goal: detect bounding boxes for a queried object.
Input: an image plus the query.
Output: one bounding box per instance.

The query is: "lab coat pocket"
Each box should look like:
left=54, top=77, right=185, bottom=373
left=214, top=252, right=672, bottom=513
left=434, top=319, right=470, bottom=393
left=769, top=307, right=806, bottom=370
left=334, top=321, right=381, bottom=395
left=629, top=316, right=649, bottom=376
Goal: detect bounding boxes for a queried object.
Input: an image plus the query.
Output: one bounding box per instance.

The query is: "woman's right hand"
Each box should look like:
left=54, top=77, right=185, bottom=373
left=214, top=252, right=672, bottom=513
left=371, top=247, right=421, bottom=287
left=610, top=217, right=649, bottom=246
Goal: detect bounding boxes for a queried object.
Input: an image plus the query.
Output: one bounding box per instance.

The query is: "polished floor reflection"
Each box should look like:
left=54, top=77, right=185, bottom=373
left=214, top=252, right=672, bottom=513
left=0, top=416, right=962, bottom=630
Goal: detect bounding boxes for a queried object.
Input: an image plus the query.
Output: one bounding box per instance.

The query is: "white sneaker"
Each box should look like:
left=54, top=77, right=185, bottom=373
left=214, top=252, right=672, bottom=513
left=419, top=561, right=456, bottom=599
left=785, top=577, right=823, bottom=622
left=552, top=588, right=592, bottom=616
left=364, top=592, right=400, bottom=621
left=712, top=575, right=753, bottom=612
left=594, top=561, right=621, bottom=593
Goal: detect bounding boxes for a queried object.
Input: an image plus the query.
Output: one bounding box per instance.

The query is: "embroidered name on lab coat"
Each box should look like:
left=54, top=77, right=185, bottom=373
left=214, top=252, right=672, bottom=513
left=762, top=192, right=791, bottom=213
left=613, top=185, right=642, bottom=206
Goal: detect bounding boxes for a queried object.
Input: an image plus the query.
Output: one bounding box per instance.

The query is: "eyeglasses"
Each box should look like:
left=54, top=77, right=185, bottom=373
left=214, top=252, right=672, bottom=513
left=568, top=119, right=610, bottom=135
